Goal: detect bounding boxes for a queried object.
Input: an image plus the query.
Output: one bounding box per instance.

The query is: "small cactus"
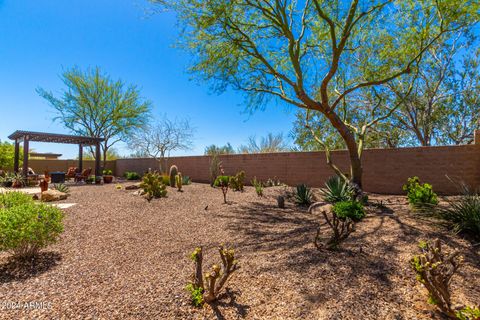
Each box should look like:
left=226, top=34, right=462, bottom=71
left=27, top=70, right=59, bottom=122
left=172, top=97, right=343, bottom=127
left=169, top=165, right=178, bottom=187
left=175, top=172, right=183, bottom=192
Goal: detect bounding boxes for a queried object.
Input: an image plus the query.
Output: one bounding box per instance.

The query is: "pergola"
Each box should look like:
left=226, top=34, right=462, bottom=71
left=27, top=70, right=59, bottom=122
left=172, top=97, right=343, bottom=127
left=8, top=130, right=104, bottom=177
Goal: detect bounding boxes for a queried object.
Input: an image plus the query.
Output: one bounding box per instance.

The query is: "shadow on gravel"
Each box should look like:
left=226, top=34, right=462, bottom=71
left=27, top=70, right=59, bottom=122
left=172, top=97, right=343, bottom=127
left=0, top=252, right=62, bottom=284
left=211, top=288, right=250, bottom=319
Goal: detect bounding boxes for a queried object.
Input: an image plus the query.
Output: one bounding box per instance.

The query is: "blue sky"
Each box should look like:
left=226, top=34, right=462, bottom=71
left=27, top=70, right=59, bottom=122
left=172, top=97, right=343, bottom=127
left=0, top=0, right=296, bottom=158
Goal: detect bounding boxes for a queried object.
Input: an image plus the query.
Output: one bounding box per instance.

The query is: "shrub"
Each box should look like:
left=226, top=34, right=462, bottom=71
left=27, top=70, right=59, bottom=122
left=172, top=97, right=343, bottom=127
left=102, top=169, right=113, bottom=176
left=410, top=239, right=463, bottom=319
left=53, top=183, right=70, bottom=194
left=438, top=190, right=480, bottom=241
left=140, top=172, right=167, bottom=201
left=187, top=246, right=239, bottom=306
left=209, top=154, right=222, bottom=187
left=0, top=202, right=64, bottom=258
left=457, top=306, right=480, bottom=320
left=160, top=174, right=170, bottom=186
left=175, top=172, right=183, bottom=192
left=332, top=201, right=365, bottom=221
left=310, top=202, right=354, bottom=250
left=169, top=165, right=178, bottom=187
left=251, top=177, right=263, bottom=197
left=214, top=175, right=231, bottom=204
left=295, top=184, right=313, bottom=206
left=182, top=175, right=191, bottom=185
left=124, top=171, right=141, bottom=180
left=321, top=176, right=354, bottom=203
left=0, top=191, right=33, bottom=208
left=403, top=177, right=438, bottom=209
left=230, top=171, right=245, bottom=192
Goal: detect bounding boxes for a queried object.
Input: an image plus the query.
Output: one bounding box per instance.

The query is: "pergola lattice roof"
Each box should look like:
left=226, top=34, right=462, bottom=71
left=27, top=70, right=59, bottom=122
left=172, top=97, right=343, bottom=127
left=8, top=130, right=104, bottom=145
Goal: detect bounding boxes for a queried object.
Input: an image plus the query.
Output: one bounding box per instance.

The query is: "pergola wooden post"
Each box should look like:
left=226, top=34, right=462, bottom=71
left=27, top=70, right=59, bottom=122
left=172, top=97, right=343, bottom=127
left=13, top=139, right=20, bottom=173
left=9, top=130, right=104, bottom=178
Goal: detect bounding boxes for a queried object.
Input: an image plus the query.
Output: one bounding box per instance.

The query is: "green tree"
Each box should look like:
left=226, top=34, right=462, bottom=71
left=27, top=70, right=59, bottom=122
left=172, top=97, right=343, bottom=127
left=80, top=148, right=121, bottom=161
left=155, top=0, right=478, bottom=187
left=0, top=141, right=22, bottom=171
left=37, top=66, right=151, bottom=167
left=204, top=143, right=236, bottom=155
left=238, top=133, right=290, bottom=153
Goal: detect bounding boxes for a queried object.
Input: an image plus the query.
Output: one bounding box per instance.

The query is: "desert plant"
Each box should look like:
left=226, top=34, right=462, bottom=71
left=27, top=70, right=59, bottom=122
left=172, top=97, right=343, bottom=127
left=403, top=177, right=438, bottom=209
left=182, top=175, right=191, bottom=185
left=332, top=201, right=365, bottom=221
left=187, top=246, right=239, bottom=306
left=456, top=306, right=480, bottom=320
left=209, top=154, right=222, bottom=187
left=169, top=165, right=178, bottom=187
left=321, top=176, right=354, bottom=203
left=160, top=174, right=170, bottom=186
left=0, top=191, right=33, bottom=208
left=264, top=176, right=283, bottom=187
left=140, top=172, right=167, bottom=201
left=0, top=201, right=64, bottom=259
left=214, top=175, right=231, bottom=204
left=295, top=184, right=313, bottom=206
left=11, top=173, right=25, bottom=188
left=438, top=188, right=480, bottom=241
left=53, top=183, right=70, bottom=194
left=103, top=169, right=113, bottom=176
left=124, top=171, right=141, bottom=180
left=175, top=172, right=183, bottom=192
left=229, top=170, right=245, bottom=192
left=310, top=202, right=354, bottom=250
left=411, top=239, right=464, bottom=319
left=251, top=177, right=263, bottom=197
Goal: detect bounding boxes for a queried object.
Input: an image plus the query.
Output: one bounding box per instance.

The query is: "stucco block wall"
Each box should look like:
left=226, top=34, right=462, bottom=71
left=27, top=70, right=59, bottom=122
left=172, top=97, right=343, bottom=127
left=115, top=144, right=480, bottom=195
left=28, top=159, right=116, bottom=175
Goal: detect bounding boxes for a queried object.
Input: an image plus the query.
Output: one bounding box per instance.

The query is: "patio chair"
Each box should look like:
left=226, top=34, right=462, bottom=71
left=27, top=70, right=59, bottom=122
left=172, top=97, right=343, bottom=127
left=66, top=167, right=79, bottom=180
left=75, top=168, right=92, bottom=182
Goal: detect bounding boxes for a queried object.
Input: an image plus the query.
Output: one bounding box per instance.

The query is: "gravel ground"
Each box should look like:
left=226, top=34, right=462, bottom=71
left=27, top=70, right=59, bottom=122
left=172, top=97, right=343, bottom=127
left=0, top=183, right=479, bottom=319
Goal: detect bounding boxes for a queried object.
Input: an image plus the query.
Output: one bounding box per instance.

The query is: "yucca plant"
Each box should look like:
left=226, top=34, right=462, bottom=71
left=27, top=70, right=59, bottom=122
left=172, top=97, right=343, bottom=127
left=53, top=183, right=70, bottom=194
left=295, top=184, right=312, bottom=206
left=320, top=176, right=354, bottom=203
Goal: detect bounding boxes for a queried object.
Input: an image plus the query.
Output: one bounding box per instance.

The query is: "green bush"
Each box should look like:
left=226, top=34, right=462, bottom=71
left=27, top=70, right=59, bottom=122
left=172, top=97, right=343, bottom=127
left=124, top=171, right=141, bottom=180
left=161, top=174, right=170, bottom=186
left=321, top=176, right=354, bottom=203
left=0, top=201, right=64, bottom=258
left=0, top=191, right=33, bottom=208
left=230, top=171, right=245, bottom=192
left=403, top=177, right=438, bottom=208
left=439, top=191, right=480, bottom=241
left=332, top=201, right=365, bottom=221
left=295, top=184, right=313, bottom=206
left=102, top=169, right=113, bottom=176
left=214, top=175, right=231, bottom=203
left=140, top=172, right=168, bottom=201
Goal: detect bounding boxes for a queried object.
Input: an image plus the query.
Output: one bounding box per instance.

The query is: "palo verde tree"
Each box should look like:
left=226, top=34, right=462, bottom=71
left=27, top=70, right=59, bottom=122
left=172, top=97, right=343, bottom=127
left=238, top=132, right=291, bottom=153
left=37, top=66, right=151, bottom=167
left=154, top=0, right=478, bottom=188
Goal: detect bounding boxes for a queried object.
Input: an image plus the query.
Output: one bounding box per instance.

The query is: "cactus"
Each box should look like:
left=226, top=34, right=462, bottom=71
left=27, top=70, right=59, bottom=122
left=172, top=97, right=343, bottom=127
left=411, top=239, right=462, bottom=318
left=187, top=245, right=239, bottom=306
left=310, top=202, right=354, bottom=250
left=169, top=165, right=178, bottom=187
left=175, top=172, right=183, bottom=192
left=140, top=172, right=168, bottom=201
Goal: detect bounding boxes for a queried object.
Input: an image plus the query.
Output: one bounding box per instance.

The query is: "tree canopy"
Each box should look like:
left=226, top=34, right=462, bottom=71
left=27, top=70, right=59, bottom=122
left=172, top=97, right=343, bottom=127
left=37, top=66, right=152, bottom=167
left=155, top=0, right=479, bottom=187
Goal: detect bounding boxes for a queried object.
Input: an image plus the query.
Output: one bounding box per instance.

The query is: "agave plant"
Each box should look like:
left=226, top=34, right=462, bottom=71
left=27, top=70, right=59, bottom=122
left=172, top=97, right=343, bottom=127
left=320, top=176, right=354, bottom=203
left=295, top=184, right=312, bottom=206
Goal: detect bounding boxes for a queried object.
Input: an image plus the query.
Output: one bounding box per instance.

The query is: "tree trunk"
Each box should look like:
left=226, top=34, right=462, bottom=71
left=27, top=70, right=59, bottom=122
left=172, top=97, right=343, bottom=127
left=324, top=111, right=363, bottom=188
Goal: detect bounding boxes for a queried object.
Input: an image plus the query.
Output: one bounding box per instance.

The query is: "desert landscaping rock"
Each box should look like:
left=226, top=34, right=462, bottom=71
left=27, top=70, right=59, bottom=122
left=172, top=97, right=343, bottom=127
left=40, top=189, right=69, bottom=202
left=0, top=183, right=478, bottom=319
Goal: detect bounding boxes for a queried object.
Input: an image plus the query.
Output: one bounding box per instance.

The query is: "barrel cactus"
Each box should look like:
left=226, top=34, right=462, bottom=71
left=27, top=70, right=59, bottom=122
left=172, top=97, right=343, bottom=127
left=175, top=172, right=183, bottom=191
left=169, top=165, right=178, bottom=187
